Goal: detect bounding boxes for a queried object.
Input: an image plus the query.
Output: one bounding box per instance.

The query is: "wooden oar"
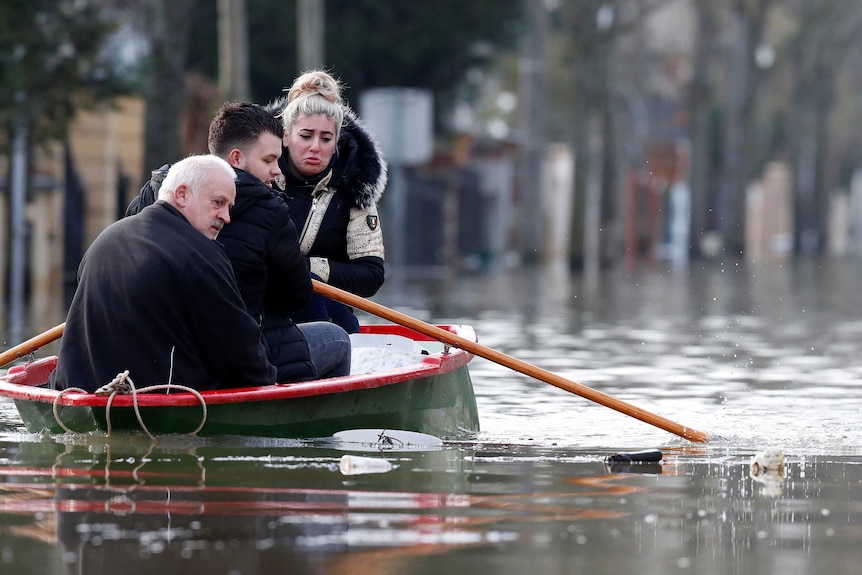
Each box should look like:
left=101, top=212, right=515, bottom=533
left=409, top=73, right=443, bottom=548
left=0, top=322, right=66, bottom=368
left=313, top=280, right=710, bottom=443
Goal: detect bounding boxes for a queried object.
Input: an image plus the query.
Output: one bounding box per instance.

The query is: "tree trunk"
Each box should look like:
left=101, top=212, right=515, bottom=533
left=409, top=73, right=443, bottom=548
left=813, top=71, right=832, bottom=252
left=719, top=0, right=768, bottom=257
left=568, top=71, right=590, bottom=271
left=141, top=0, right=196, bottom=183
left=219, top=0, right=251, bottom=102
left=599, top=98, right=619, bottom=264
left=297, top=0, right=325, bottom=71
left=687, top=2, right=718, bottom=254
left=517, top=0, right=547, bottom=263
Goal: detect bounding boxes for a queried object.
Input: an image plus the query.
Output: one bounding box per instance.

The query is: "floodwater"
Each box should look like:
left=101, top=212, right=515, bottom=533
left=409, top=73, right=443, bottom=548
left=2, top=257, right=862, bottom=574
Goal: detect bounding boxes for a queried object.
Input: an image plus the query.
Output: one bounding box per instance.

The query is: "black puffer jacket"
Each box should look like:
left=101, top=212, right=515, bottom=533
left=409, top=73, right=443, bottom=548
left=265, top=101, right=387, bottom=300
left=126, top=167, right=317, bottom=382
left=221, top=170, right=312, bottom=318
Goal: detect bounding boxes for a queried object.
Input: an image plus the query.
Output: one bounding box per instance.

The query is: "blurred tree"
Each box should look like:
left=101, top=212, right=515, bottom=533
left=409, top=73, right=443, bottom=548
left=140, top=0, right=197, bottom=179
left=670, top=0, right=862, bottom=258
left=779, top=0, right=862, bottom=254
left=0, top=0, right=130, bottom=150
left=0, top=1, right=131, bottom=338
left=558, top=0, right=664, bottom=270
left=687, top=2, right=720, bottom=254
left=517, top=0, right=548, bottom=263
left=717, top=0, right=771, bottom=257
left=186, top=0, right=523, bottom=132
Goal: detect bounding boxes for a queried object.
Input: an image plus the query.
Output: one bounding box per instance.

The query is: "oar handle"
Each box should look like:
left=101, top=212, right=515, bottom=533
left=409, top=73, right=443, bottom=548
left=0, top=322, right=66, bottom=368
left=313, top=280, right=710, bottom=443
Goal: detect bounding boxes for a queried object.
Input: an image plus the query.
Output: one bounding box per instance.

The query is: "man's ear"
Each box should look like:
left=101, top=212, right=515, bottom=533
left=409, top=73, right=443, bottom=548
left=173, top=183, right=190, bottom=208
left=228, top=148, right=244, bottom=168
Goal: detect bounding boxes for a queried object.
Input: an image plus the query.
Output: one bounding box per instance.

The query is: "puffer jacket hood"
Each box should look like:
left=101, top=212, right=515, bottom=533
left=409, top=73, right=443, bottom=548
left=265, top=97, right=388, bottom=210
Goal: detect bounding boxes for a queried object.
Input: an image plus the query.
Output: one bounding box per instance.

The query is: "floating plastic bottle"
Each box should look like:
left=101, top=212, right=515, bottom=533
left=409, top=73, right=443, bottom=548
left=339, top=454, right=394, bottom=476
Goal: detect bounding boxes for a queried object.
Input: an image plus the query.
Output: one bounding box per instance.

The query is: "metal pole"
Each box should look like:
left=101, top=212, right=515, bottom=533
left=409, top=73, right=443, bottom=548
left=9, top=113, right=28, bottom=344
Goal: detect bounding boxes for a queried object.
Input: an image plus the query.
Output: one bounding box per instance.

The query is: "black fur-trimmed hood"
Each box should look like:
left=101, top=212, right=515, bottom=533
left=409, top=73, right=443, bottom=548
left=265, top=97, right=388, bottom=210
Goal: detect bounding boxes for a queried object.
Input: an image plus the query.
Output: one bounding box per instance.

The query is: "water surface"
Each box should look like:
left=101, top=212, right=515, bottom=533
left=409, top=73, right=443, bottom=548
left=2, top=258, right=861, bottom=574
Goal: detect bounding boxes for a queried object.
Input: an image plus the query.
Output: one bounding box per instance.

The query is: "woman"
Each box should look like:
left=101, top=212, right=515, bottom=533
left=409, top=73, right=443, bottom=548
left=267, top=70, right=387, bottom=333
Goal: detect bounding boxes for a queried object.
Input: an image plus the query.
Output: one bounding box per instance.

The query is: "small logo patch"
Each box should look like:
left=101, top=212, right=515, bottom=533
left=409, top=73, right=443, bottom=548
left=366, top=215, right=379, bottom=231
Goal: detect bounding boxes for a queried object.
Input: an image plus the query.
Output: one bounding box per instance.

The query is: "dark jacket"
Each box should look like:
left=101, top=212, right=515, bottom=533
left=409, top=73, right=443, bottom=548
left=279, top=167, right=386, bottom=296
left=50, top=201, right=277, bottom=392
left=265, top=101, right=387, bottom=328
left=126, top=167, right=317, bottom=382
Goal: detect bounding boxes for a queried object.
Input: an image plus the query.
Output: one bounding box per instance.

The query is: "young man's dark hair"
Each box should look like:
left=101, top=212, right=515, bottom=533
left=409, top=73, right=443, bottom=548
left=208, top=102, right=284, bottom=157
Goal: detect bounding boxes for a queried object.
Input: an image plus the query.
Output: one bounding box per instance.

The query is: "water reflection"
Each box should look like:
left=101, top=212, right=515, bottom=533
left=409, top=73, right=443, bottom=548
left=2, top=435, right=862, bottom=573
left=1, top=435, right=621, bottom=573
left=0, top=435, right=485, bottom=574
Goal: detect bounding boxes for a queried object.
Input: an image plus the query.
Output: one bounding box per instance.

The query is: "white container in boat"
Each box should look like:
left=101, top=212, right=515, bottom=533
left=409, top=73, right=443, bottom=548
left=339, top=454, right=394, bottom=475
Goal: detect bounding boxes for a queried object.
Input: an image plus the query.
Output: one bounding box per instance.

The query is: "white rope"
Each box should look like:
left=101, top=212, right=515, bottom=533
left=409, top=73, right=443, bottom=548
left=52, top=387, right=90, bottom=434
left=53, top=370, right=208, bottom=437
left=167, top=346, right=176, bottom=394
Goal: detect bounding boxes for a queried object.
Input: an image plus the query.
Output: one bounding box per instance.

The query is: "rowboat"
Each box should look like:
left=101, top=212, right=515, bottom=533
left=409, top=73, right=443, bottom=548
left=0, top=324, right=481, bottom=439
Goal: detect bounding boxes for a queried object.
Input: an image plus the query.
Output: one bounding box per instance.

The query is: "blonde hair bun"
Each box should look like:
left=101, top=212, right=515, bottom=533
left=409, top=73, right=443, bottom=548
left=287, top=70, right=343, bottom=107
left=281, top=69, right=347, bottom=137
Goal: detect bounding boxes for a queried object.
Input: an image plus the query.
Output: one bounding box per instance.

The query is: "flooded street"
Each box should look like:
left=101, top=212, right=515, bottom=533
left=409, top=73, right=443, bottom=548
left=389, top=257, right=862, bottom=451
left=2, top=257, right=862, bottom=574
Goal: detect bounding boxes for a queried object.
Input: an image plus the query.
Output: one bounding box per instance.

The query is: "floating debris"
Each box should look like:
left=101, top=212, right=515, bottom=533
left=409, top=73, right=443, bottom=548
left=750, top=447, right=785, bottom=477
left=750, top=447, right=785, bottom=496
left=605, top=449, right=663, bottom=464
left=339, top=454, right=394, bottom=476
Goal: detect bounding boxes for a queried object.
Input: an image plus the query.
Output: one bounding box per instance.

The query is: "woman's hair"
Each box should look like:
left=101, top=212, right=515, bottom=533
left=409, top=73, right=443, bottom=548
left=280, top=70, right=346, bottom=139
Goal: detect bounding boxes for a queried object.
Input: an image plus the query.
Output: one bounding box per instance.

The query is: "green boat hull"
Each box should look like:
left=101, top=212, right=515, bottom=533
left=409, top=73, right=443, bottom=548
left=14, top=365, right=479, bottom=438
left=3, top=325, right=481, bottom=440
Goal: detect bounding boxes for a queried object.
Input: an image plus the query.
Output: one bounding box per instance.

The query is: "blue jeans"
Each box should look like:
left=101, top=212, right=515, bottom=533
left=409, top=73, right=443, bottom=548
left=289, top=293, right=361, bottom=334
left=297, top=321, right=352, bottom=378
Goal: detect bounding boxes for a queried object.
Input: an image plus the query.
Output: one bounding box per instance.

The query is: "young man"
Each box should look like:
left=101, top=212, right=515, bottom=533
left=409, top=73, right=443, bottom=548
left=52, top=155, right=277, bottom=392
left=126, top=103, right=351, bottom=383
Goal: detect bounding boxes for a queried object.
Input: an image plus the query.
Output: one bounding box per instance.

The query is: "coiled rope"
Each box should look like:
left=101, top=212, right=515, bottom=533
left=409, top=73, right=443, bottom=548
left=52, top=370, right=208, bottom=437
